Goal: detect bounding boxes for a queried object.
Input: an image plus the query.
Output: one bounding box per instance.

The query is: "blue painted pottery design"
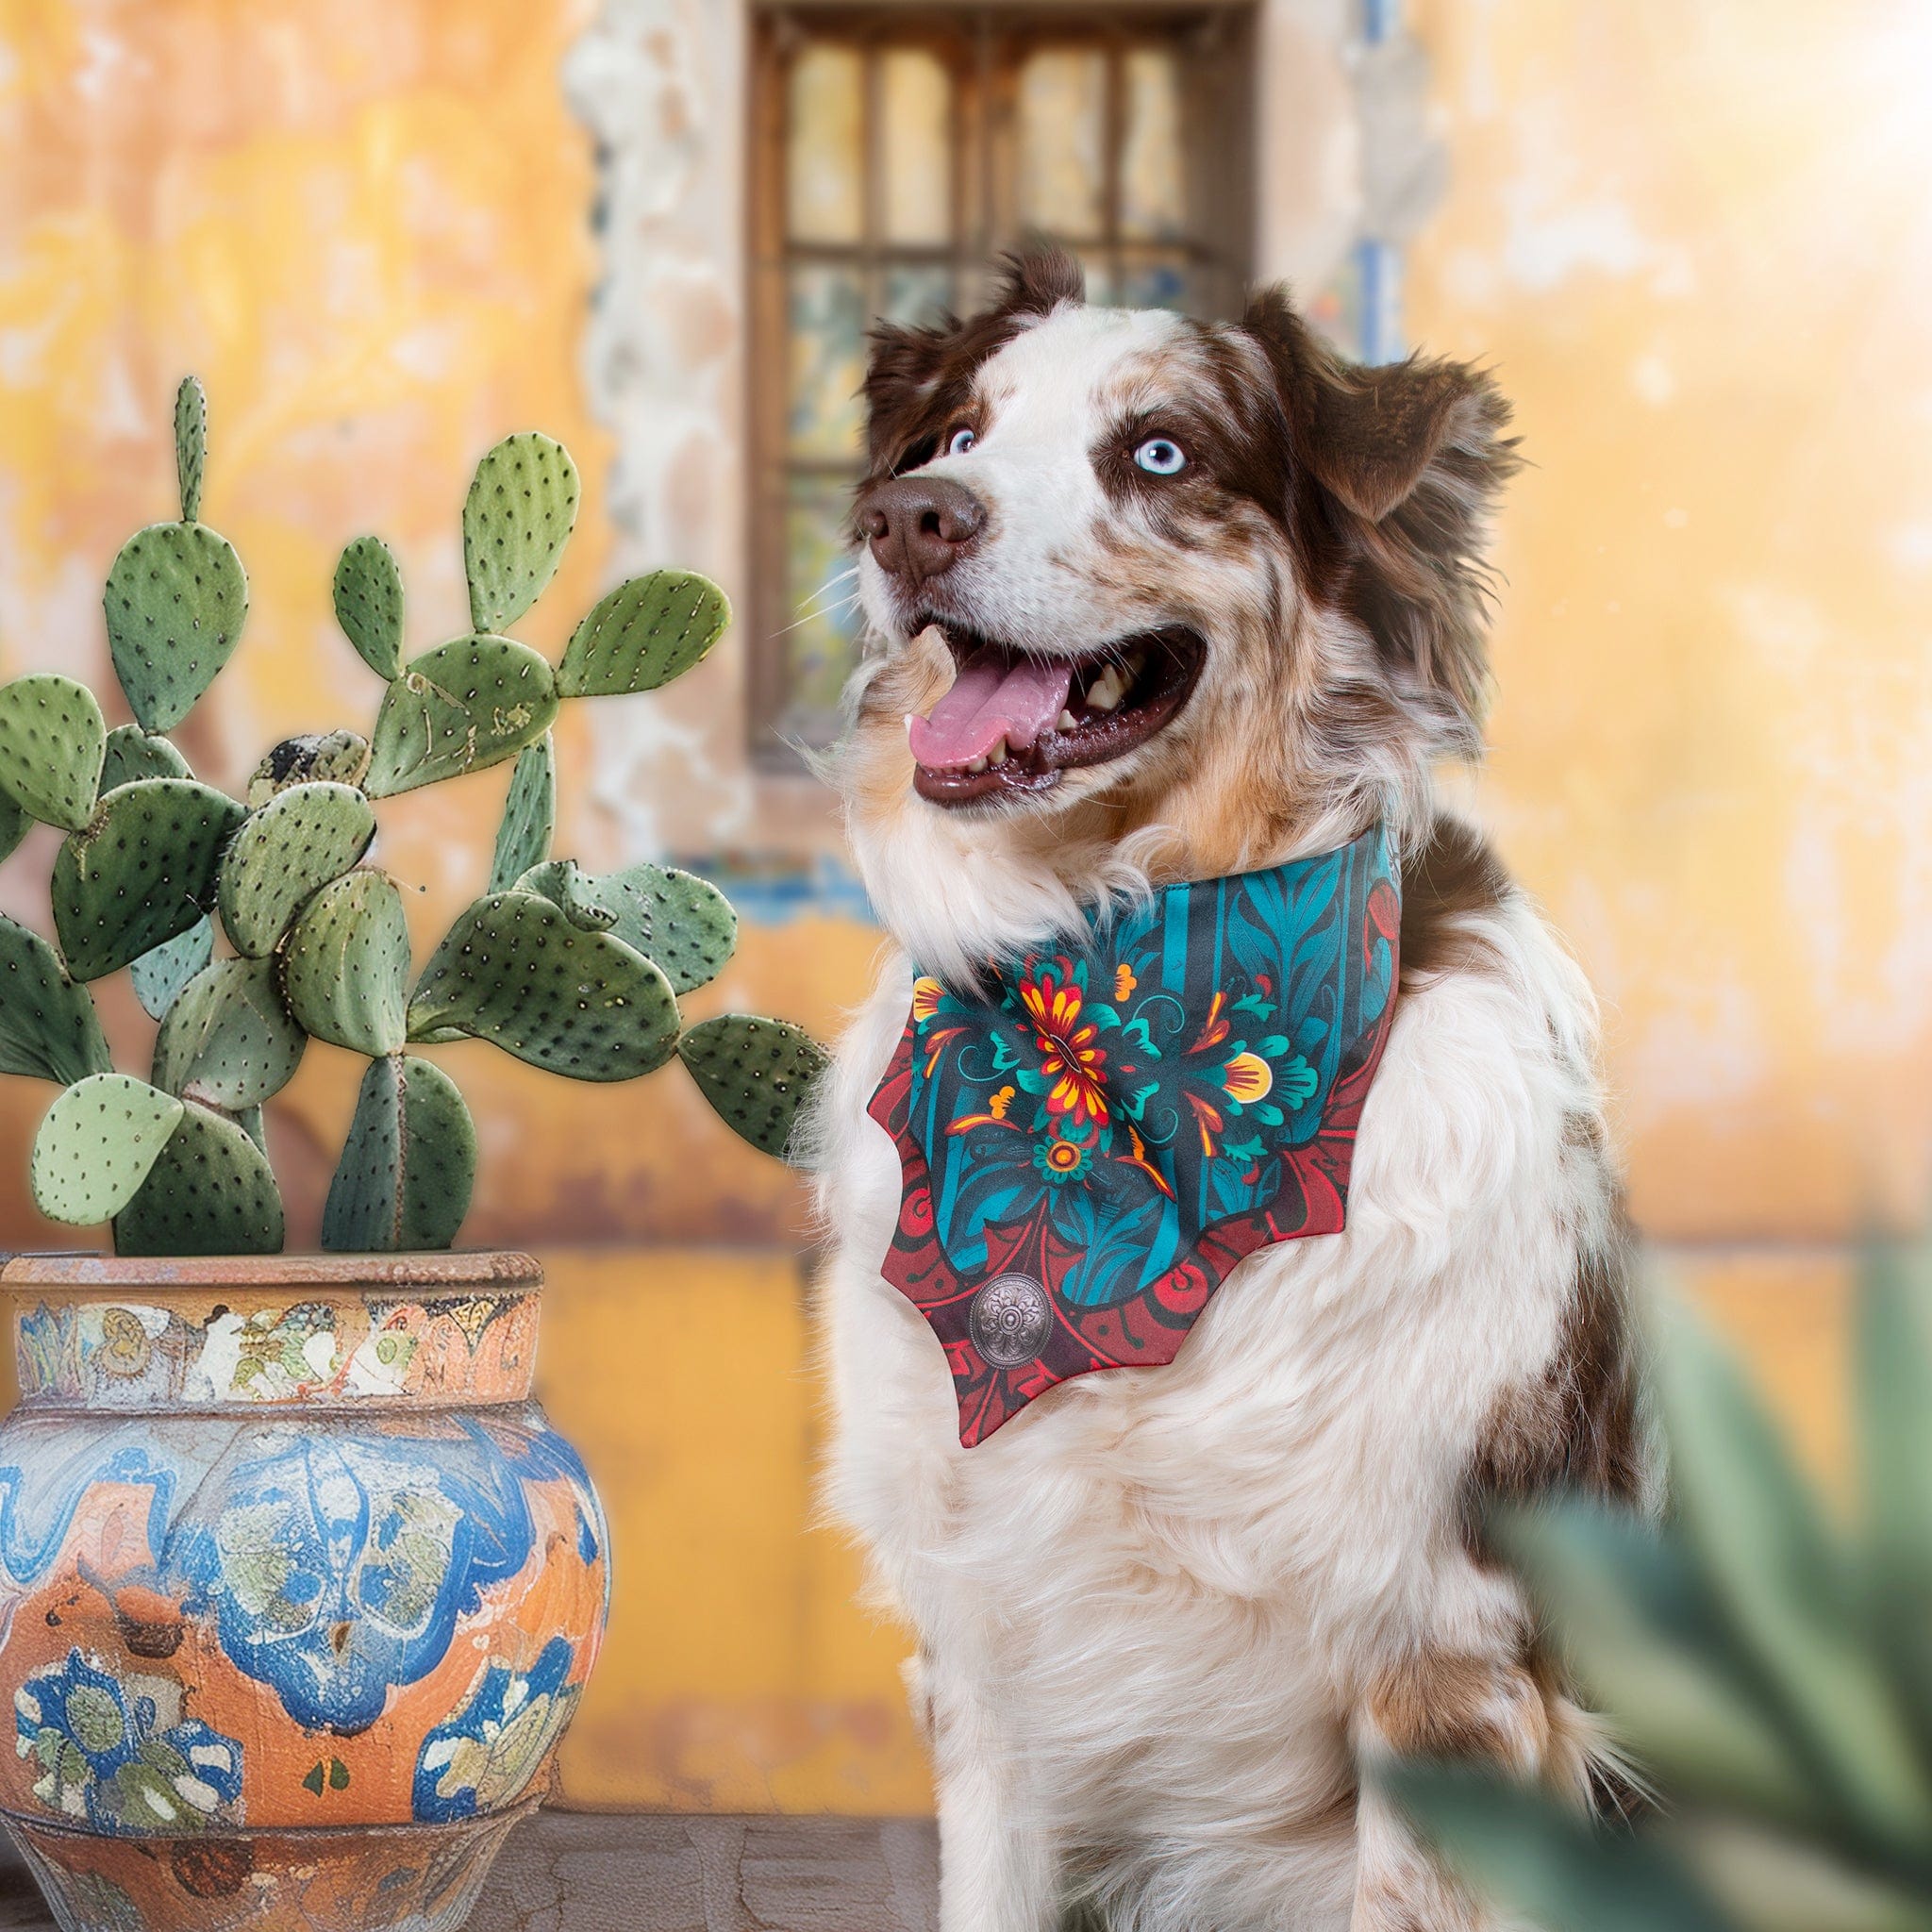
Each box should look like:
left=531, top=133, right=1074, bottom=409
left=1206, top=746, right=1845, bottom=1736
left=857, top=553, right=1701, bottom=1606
left=412, top=1636, right=579, bottom=1823
left=0, top=1253, right=608, bottom=1886
left=168, top=1418, right=597, bottom=1735
left=13, top=1649, right=242, bottom=1836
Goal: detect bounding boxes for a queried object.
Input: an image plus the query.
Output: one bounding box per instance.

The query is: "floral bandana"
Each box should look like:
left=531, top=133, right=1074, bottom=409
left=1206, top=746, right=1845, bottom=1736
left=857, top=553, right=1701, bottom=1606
left=868, top=824, right=1401, bottom=1445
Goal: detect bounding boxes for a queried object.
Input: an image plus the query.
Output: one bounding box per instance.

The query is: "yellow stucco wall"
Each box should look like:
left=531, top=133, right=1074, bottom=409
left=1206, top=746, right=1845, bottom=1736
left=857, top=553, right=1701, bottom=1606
left=0, top=0, right=1923, bottom=1814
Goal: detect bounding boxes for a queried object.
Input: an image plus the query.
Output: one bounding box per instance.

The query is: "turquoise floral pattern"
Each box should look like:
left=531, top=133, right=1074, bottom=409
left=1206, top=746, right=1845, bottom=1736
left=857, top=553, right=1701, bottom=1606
left=13, top=1649, right=242, bottom=1834
left=872, top=826, right=1401, bottom=1443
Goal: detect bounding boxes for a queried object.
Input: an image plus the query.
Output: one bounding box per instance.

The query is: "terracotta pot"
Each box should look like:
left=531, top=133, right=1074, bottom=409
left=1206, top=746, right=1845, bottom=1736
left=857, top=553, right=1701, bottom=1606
left=0, top=1251, right=608, bottom=1932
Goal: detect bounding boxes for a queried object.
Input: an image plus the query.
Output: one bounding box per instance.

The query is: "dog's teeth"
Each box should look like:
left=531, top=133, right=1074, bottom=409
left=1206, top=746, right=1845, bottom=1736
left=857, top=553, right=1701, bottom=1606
left=1057, top=709, right=1078, bottom=731
left=988, top=739, right=1008, bottom=766
left=966, top=755, right=989, bottom=774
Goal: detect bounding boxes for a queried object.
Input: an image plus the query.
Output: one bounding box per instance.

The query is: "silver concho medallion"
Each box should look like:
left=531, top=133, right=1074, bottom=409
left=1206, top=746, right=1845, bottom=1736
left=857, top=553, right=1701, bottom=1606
left=968, top=1273, right=1052, bottom=1368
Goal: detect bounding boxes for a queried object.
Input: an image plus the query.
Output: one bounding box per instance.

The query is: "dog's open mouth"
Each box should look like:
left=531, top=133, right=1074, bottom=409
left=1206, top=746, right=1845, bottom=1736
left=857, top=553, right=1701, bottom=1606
left=906, top=623, right=1206, bottom=807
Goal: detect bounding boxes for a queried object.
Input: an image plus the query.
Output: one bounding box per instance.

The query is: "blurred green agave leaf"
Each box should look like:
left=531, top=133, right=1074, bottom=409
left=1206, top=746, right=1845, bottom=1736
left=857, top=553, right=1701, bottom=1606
left=1490, top=1501, right=1818, bottom=1825
left=1657, top=1299, right=1932, bottom=1844
left=1391, top=1763, right=1735, bottom=1932
left=1401, top=1243, right=1932, bottom=1932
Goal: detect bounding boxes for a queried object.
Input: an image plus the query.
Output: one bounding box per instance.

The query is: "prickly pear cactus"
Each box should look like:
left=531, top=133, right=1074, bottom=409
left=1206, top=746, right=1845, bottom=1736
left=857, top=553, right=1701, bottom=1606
left=175, top=375, right=207, bottom=523
left=246, top=730, right=370, bottom=808
left=128, top=916, right=214, bottom=1021
left=462, top=432, right=579, bottom=632
left=365, top=635, right=558, bottom=797
left=31, top=1074, right=185, bottom=1225
left=678, top=1015, right=829, bottom=1161
left=0, top=675, right=106, bottom=832
left=281, top=871, right=409, bottom=1057
left=332, top=535, right=405, bottom=680
left=0, top=793, right=26, bottom=867
left=105, top=523, right=248, bottom=732
left=151, top=956, right=307, bottom=1111
left=53, top=778, right=245, bottom=982
left=407, top=891, right=681, bottom=1081
left=488, top=735, right=555, bottom=891
left=0, top=916, right=112, bottom=1085
left=100, top=723, right=192, bottom=792
left=114, top=1100, right=285, bottom=1257
left=217, top=779, right=375, bottom=957
left=3, top=377, right=824, bottom=1257
left=514, top=858, right=619, bottom=933
left=558, top=569, right=731, bottom=698
left=322, top=1055, right=475, bottom=1252
left=515, top=858, right=736, bottom=994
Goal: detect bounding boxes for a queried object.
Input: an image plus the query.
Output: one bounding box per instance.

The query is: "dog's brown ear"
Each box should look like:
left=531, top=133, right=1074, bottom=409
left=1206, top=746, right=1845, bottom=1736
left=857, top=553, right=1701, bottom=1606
left=988, top=242, right=1085, bottom=320
left=1241, top=284, right=1520, bottom=730
left=1242, top=285, right=1504, bottom=524
left=862, top=246, right=1084, bottom=478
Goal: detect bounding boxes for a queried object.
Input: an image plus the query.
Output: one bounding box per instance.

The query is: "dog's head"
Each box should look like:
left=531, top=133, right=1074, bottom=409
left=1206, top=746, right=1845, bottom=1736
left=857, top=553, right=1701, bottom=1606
left=837, top=247, right=1517, bottom=976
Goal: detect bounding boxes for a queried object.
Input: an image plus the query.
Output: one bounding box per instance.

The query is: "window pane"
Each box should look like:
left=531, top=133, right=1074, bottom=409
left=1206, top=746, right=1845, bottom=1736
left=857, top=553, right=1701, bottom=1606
left=881, top=264, right=954, bottom=328
left=1077, top=254, right=1116, bottom=308
left=781, top=478, right=864, bottom=740
left=1120, top=49, right=1186, bottom=242
left=788, top=44, right=864, bottom=243
left=1307, top=253, right=1364, bottom=360
left=1119, top=257, right=1193, bottom=313
left=880, top=49, right=952, bottom=246
left=1017, top=49, right=1107, bottom=238
left=788, top=267, right=866, bottom=458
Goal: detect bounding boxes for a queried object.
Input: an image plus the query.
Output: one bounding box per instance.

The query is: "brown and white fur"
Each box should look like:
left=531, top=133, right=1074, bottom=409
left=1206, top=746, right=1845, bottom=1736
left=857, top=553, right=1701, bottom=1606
left=809, top=248, right=1647, bottom=1932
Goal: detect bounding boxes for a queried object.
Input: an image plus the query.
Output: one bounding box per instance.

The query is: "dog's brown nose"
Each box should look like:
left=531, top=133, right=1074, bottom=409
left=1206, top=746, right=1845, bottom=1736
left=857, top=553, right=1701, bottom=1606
left=858, top=475, right=987, bottom=584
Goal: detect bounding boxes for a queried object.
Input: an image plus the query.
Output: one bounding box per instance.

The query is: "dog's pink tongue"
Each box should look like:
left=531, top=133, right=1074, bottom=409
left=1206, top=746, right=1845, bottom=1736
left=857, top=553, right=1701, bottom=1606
left=908, top=645, right=1073, bottom=767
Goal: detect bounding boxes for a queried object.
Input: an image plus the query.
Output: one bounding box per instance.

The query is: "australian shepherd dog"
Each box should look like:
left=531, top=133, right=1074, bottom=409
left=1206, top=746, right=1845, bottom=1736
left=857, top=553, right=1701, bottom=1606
left=810, top=247, right=1646, bottom=1932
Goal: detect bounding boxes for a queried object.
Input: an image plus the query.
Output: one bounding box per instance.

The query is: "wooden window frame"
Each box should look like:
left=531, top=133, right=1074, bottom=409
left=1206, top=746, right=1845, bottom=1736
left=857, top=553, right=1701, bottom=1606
left=747, top=2, right=1257, bottom=771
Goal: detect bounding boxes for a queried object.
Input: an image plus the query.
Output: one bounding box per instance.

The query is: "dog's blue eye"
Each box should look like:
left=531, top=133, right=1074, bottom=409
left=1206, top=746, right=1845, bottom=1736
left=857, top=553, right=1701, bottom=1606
left=1133, top=437, right=1186, bottom=476
left=947, top=426, right=977, bottom=458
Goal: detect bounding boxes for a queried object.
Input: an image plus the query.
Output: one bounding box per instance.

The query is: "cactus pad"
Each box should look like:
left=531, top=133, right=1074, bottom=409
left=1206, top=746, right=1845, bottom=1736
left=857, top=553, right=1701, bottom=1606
left=515, top=858, right=736, bottom=993
left=175, top=376, right=207, bottom=523
left=31, top=1074, right=186, bottom=1225
left=152, top=955, right=307, bottom=1110
left=100, top=724, right=192, bottom=792
left=281, top=870, right=410, bottom=1056
left=365, top=635, right=558, bottom=798
left=321, top=1054, right=475, bottom=1252
left=0, top=793, right=25, bottom=866
left=407, top=890, right=680, bottom=1081
left=128, top=915, right=214, bottom=1021
left=678, top=1014, right=828, bottom=1162
left=114, top=1099, right=285, bottom=1256
left=0, top=915, right=112, bottom=1084
left=487, top=734, right=555, bottom=891
left=616, top=861, right=737, bottom=992
left=52, top=779, right=245, bottom=981
left=515, top=859, right=619, bottom=933
left=246, top=730, right=371, bottom=808
left=558, top=569, right=731, bottom=698
left=105, top=521, right=248, bottom=731
left=332, top=535, right=405, bottom=679
left=33, top=1074, right=185, bottom=1221
left=462, top=431, right=579, bottom=632
left=0, top=674, right=106, bottom=831
left=218, top=780, right=375, bottom=957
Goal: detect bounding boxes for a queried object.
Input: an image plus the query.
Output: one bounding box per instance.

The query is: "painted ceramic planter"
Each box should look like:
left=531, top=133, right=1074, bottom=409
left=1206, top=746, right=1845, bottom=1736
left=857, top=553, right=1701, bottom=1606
left=0, top=1252, right=608, bottom=1932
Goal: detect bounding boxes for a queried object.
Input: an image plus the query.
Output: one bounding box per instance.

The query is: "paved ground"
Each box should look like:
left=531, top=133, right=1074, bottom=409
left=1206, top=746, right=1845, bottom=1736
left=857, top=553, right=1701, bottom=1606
left=0, top=1812, right=941, bottom=1932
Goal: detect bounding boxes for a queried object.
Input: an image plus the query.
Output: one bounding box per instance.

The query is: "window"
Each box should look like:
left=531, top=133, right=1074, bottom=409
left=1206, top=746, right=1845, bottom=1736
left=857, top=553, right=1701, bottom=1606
left=749, top=5, right=1259, bottom=761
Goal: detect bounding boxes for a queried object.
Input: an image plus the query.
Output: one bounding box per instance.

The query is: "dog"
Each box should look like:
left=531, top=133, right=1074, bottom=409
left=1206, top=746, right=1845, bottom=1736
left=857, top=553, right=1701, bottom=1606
left=810, top=246, right=1646, bottom=1932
